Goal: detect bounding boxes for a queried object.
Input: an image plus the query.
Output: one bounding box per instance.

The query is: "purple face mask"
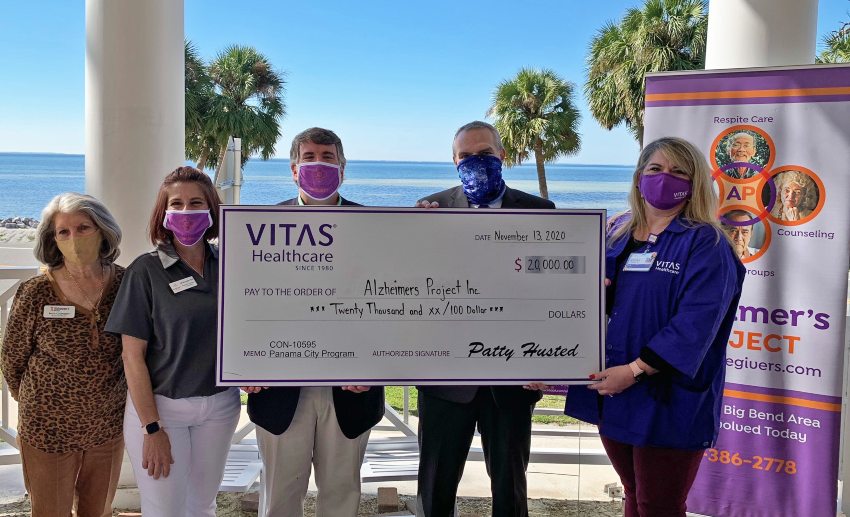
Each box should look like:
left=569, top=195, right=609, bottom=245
left=296, top=162, right=342, bottom=201
left=163, top=210, right=212, bottom=246
left=638, top=173, right=692, bottom=210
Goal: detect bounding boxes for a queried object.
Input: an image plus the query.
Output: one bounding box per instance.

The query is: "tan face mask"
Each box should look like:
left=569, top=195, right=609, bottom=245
left=56, top=231, right=102, bottom=266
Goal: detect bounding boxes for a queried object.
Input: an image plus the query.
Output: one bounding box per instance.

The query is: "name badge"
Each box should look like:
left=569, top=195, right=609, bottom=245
left=44, top=305, right=75, bottom=318
left=170, top=276, right=198, bottom=294
left=623, top=251, right=657, bottom=272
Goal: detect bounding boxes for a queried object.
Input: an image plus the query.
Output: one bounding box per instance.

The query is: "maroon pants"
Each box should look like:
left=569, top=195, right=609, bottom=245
left=601, top=436, right=704, bottom=517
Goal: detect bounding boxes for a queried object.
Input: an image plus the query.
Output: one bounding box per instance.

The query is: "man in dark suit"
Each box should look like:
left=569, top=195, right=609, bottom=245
left=415, top=121, right=553, bottom=517
left=245, top=127, right=384, bottom=517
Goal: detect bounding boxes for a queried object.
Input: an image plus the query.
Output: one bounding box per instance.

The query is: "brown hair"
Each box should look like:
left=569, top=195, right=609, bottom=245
left=148, top=166, right=221, bottom=246
left=289, top=127, right=346, bottom=166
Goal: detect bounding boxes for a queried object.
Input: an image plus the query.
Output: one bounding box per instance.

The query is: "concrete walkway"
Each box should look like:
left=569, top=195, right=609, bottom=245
left=0, top=416, right=619, bottom=508
left=363, top=415, right=619, bottom=503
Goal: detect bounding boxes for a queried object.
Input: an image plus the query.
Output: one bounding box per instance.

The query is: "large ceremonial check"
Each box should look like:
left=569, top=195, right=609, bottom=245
left=217, top=206, right=605, bottom=386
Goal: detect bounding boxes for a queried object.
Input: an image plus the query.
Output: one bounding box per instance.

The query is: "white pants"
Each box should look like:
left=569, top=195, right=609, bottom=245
left=124, top=388, right=240, bottom=517
left=257, top=387, right=370, bottom=517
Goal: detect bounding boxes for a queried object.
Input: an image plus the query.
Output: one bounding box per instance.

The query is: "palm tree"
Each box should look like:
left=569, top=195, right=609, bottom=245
left=197, top=45, right=286, bottom=173
left=184, top=41, right=215, bottom=168
left=586, top=0, right=707, bottom=145
left=817, top=20, right=850, bottom=63
left=487, top=68, right=581, bottom=200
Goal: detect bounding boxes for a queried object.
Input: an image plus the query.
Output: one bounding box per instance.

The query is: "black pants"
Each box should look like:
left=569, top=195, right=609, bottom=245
left=417, top=389, right=534, bottom=517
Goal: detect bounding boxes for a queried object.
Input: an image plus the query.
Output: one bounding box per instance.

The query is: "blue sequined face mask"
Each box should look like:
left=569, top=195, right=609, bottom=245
left=457, top=155, right=506, bottom=205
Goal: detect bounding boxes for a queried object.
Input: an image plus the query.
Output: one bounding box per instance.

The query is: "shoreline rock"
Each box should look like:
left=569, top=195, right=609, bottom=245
left=1, top=216, right=39, bottom=229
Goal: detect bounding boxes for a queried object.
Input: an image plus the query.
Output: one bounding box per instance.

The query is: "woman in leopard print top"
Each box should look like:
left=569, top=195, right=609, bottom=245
left=1, top=193, right=126, bottom=517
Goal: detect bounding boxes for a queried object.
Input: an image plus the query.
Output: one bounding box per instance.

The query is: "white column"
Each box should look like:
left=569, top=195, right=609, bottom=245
left=86, top=0, right=184, bottom=264
left=705, top=0, right=818, bottom=69
left=86, top=1, right=183, bottom=509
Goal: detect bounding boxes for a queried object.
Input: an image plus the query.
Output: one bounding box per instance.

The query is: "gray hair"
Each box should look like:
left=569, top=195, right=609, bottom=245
left=723, top=209, right=751, bottom=221
left=289, top=127, right=346, bottom=167
left=453, top=121, right=505, bottom=154
left=720, top=210, right=753, bottom=231
left=726, top=132, right=755, bottom=154
left=34, top=193, right=122, bottom=267
left=769, top=170, right=818, bottom=219
left=775, top=170, right=813, bottom=192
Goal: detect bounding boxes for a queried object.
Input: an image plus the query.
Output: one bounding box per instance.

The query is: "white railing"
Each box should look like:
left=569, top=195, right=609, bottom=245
left=0, top=266, right=39, bottom=464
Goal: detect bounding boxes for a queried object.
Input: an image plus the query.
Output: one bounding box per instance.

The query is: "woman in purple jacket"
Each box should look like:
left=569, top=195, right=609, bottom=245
left=566, top=137, right=745, bottom=517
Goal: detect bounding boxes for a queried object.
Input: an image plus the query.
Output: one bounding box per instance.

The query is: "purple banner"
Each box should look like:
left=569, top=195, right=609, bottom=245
left=645, top=94, right=850, bottom=108
left=644, top=65, right=850, bottom=517
left=543, top=385, right=568, bottom=396
left=645, top=65, right=850, bottom=95
left=687, top=386, right=840, bottom=517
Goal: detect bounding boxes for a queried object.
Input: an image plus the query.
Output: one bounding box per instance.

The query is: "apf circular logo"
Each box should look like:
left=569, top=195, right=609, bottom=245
left=711, top=126, right=825, bottom=263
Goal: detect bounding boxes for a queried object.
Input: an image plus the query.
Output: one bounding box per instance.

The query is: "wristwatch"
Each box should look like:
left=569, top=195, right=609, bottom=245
left=143, top=420, right=162, bottom=435
left=628, top=361, right=647, bottom=383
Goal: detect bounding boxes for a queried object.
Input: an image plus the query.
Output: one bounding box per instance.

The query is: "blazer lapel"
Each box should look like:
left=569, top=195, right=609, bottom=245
left=500, top=187, right=518, bottom=208
left=449, top=186, right=468, bottom=208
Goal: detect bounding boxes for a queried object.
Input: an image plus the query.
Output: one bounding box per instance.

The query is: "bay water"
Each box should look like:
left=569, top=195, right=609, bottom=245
left=0, top=153, right=633, bottom=220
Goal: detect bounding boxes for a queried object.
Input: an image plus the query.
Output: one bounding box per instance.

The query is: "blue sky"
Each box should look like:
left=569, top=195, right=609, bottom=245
left=0, top=1, right=848, bottom=165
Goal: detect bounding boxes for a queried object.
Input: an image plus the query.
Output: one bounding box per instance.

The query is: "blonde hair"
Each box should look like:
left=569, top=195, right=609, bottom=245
left=610, top=137, right=726, bottom=245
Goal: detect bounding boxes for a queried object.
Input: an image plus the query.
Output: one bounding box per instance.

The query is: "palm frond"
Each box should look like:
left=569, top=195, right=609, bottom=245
left=585, top=0, right=707, bottom=142
left=186, top=43, right=287, bottom=170
left=488, top=68, right=581, bottom=198
left=817, top=19, right=850, bottom=63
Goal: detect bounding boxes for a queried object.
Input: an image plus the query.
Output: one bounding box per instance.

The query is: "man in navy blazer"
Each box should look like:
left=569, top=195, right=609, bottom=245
left=415, top=121, right=552, bottom=517
left=246, top=127, right=384, bottom=517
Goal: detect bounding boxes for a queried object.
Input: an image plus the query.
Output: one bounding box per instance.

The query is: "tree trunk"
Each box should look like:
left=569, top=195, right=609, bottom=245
left=533, top=139, right=549, bottom=199
left=196, top=147, right=210, bottom=170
